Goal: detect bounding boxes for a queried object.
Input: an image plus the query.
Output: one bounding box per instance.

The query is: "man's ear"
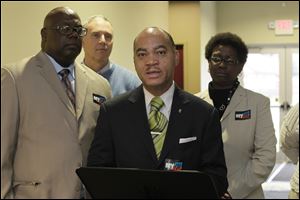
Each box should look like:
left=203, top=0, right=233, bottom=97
left=40, top=28, right=47, bottom=49
left=41, top=28, right=47, bottom=42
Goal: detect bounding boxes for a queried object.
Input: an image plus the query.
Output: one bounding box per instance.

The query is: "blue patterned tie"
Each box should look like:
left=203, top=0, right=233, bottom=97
left=59, top=69, right=75, bottom=108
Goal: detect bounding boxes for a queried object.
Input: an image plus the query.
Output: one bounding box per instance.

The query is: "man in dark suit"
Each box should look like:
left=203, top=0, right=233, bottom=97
left=87, top=27, right=228, bottom=197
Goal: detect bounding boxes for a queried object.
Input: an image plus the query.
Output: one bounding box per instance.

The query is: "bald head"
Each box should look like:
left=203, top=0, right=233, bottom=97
left=41, top=7, right=82, bottom=67
left=43, top=7, right=80, bottom=28
left=134, top=27, right=175, bottom=51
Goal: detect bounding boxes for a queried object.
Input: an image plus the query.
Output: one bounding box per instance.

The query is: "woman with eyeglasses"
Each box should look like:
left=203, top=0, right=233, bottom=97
left=195, top=32, right=276, bottom=199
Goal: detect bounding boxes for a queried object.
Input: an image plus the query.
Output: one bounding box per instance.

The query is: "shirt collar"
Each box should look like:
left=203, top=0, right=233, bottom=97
left=98, top=61, right=111, bottom=74
left=46, top=53, right=75, bottom=79
left=144, top=82, right=175, bottom=115
left=81, top=59, right=111, bottom=75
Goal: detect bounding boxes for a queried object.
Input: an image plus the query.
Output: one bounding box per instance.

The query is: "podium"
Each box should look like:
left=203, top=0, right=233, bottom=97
left=76, top=167, right=219, bottom=199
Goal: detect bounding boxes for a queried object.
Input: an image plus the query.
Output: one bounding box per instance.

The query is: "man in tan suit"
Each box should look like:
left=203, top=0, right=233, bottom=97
left=1, top=7, right=111, bottom=198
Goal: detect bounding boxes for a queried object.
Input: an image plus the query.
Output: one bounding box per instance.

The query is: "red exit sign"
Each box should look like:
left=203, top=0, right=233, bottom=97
left=275, top=20, right=293, bottom=35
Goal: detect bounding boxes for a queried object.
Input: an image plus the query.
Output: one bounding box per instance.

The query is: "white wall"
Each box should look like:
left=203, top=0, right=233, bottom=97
left=200, top=1, right=217, bottom=91
left=1, top=1, right=169, bottom=72
left=217, top=1, right=299, bottom=46
left=2, top=1, right=298, bottom=91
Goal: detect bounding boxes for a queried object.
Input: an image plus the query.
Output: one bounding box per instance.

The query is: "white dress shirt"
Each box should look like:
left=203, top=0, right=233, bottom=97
left=143, top=82, right=175, bottom=120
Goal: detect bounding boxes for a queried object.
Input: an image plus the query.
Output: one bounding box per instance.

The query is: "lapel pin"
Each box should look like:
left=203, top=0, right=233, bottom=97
left=178, top=109, right=182, bottom=114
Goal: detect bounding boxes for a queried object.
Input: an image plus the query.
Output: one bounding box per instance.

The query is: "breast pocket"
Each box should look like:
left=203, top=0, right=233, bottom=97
left=178, top=137, right=198, bottom=156
left=13, top=180, right=41, bottom=198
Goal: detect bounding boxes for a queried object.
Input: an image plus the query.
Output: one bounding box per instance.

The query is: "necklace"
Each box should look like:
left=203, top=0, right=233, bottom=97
left=219, top=104, right=226, bottom=111
left=217, top=80, right=240, bottom=112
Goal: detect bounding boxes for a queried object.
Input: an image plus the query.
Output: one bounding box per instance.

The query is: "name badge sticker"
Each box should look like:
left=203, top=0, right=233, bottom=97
left=235, top=110, right=251, bottom=120
left=164, top=159, right=183, bottom=171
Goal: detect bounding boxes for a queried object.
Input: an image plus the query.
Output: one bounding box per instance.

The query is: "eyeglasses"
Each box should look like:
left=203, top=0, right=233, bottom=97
left=45, top=25, right=87, bottom=37
left=210, top=56, right=239, bottom=65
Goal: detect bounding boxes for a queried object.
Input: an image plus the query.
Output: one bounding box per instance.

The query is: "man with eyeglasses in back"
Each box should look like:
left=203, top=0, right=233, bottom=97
left=1, top=7, right=111, bottom=198
left=195, top=32, right=276, bottom=199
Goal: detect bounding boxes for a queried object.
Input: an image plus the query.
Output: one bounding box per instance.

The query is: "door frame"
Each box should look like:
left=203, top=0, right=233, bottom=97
left=242, top=45, right=299, bottom=152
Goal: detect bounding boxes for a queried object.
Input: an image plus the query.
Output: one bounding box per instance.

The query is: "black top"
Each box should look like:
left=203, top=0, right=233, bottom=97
left=208, top=80, right=240, bottom=119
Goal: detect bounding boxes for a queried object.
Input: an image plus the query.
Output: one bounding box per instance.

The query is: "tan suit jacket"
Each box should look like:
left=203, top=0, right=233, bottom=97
left=1, top=52, right=111, bottom=198
left=196, top=85, right=276, bottom=199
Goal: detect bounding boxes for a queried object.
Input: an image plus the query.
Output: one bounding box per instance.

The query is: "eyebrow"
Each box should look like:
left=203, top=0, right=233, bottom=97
left=154, top=45, right=167, bottom=51
left=91, top=30, right=112, bottom=34
left=135, top=48, right=147, bottom=53
left=211, top=53, right=236, bottom=59
left=135, top=45, right=167, bottom=53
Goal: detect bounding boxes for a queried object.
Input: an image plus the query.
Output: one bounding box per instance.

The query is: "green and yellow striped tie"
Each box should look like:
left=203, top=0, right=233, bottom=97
left=149, top=96, right=168, bottom=158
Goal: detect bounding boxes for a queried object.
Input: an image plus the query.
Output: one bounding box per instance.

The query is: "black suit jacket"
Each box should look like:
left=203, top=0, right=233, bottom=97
left=87, top=85, right=228, bottom=196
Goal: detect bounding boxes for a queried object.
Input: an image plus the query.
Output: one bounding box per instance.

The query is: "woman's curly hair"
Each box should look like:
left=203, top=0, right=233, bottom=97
left=205, top=32, right=248, bottom=64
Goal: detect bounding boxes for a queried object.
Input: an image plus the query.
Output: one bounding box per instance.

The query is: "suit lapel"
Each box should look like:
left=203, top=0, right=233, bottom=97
left=158, top=87, right=190, bottom=165
left=37, top=52, right=76, bottom=116
left=74, top=63, right=88, bottom=120
left=221, top=86, right=245, bottom=122
left=128, top=87, right=158, bottom=163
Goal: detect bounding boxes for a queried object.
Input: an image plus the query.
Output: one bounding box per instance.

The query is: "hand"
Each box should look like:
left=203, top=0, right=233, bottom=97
left=221, top=191, right=232, bottom=199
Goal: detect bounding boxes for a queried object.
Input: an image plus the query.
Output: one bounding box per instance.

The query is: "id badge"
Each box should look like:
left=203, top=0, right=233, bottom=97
left=164, top=159, right=183, bottom=171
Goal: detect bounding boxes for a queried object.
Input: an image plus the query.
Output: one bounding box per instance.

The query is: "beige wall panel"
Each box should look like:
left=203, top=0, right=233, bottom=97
left=217, top=1, right=299, bottom=45
left=200, top=1, right=217, bottom=92
left=1, top=1, right=169, bottom=72
left=169, top=1, right=200, bottom=93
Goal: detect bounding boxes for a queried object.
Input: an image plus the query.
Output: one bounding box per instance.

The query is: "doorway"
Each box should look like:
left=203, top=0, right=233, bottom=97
left=240, top=47, right=299, bottom=153
left=175, top=44, right=184, bottom=89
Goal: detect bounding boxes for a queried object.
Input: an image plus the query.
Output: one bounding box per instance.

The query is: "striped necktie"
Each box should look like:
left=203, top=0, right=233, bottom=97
left=149, top=96, right=168, bottom=158
left=58, top=69, right=76, bottom=108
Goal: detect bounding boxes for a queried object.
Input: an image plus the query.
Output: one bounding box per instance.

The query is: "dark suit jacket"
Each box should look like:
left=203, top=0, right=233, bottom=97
left=87, top=85, right=228, bottom=196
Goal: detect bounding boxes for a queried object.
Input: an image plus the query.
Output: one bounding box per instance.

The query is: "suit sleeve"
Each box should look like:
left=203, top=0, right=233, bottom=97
left=231, top=98, right=277, bottom=198
left=1, top=67, right=19, bottom=199
left=87, top=103, right=116, bottom=167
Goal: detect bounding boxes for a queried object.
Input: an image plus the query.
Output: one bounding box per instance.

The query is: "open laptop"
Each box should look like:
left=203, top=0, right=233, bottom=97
left=76, top=167, right=219, bottom=199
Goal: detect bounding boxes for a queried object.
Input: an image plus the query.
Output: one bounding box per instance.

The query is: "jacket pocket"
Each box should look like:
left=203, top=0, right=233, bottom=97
left=13, top=180, right=41, bottom=198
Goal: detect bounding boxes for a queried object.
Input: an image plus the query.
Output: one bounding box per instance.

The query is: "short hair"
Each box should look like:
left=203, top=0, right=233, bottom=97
left=205, top=32, right=248, bottom=64
left=83, top=15, right=112, bottom=28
